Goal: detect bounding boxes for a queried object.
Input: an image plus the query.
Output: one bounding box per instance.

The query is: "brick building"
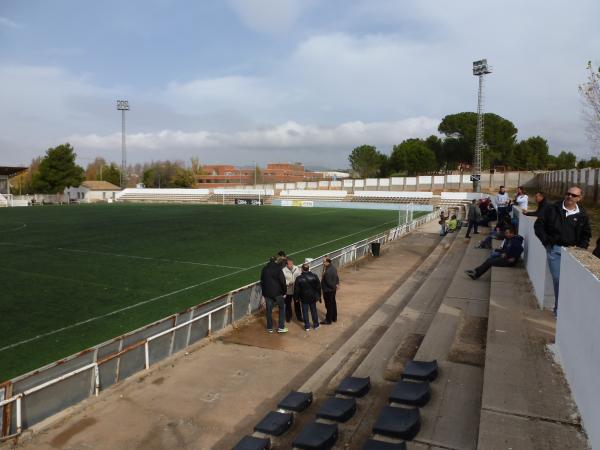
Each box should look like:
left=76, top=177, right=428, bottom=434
left=196, top=163, right=321, bottom=187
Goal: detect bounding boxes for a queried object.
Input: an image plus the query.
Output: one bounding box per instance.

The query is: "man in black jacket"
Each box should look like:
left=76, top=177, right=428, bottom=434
left=293, top=264, right=322, bottom=331
left=534, top=186, right=591, bottom=315
left=593, top=238, right=600, bottom=259
left=524, top=191, right=548, bottom=217
left=320, top=257, right=340, bottom=324
left=260, top=256, right=288, bottom=333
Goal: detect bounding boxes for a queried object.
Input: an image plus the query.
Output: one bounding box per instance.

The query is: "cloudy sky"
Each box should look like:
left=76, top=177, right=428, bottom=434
left=1, top=0, right=599, bottom=169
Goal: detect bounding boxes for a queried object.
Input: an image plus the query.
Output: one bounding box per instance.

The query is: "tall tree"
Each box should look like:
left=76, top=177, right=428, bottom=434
left=102, top=163, right=122, bottom=186
left=390, top=139, right=437, bottom=175
left=438, top=112, right=518, bottom=169
left=32, top=143, right=85, bottom=193
left=551, top=151, right=577, bottom=170
left=513, top=136, right=549, bottom=170
left=579, top=62, right=600, bottom=151
left=577, top=157, right=600, bottom=168
left=85, top=157, right=107, bottom=181
left=348, top=145, right=385, bottom=178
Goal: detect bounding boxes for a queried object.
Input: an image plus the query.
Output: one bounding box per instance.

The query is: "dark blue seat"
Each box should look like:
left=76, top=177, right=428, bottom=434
left=232, top=435, right=271, bottom=450
left=316, top=397, right=357, bottom=422
left=401, top=360, right=438, bottom=382
left=253, top=411, right=293, bottom=436
left=372, top=406, right=420, bottom=440
left=361, top=439, right=407, bottom=450
left=278, top=391, right=313, bottom=413
left=389, top=380, right=430, bottom=407
left=335, top=376, right=371, bottom=398
left=292, top=422, right=338, bottom=450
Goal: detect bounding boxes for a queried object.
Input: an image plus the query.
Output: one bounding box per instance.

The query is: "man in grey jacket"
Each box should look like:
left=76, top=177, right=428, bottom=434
left=320, top=257, right=340, bottom=324
left=465, top=199, right=482, bottom=238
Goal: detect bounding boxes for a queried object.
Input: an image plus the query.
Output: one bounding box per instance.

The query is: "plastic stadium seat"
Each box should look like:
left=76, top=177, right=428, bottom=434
left=278, top=391, right=313, bottom=413
left=254, top=411, right=294, bottom=436
left=292, top=422, right=338, bottom=450
left=372, top=406, right=420, bottom=440
left=362, top=439, right=407, bottom=450
left=335, top=376, right=371, bottom=398
left=388, top=380, right=431, bottom=407
left=316, top=397, right=357, bottom=422
left=232, top=435, right=271, bottom=450
left=401, top=360, right=438, bottom=382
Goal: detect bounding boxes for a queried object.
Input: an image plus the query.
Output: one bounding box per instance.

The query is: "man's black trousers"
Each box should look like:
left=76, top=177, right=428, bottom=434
left=474, top=256, right=515, bottom=278
left=284, top=295, right=303, bottom=322
left=323, top=290, right=337, bottom=323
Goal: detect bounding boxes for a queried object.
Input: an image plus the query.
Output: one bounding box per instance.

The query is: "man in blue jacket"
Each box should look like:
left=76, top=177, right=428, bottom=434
left=465, top=226, right=524, bottom=279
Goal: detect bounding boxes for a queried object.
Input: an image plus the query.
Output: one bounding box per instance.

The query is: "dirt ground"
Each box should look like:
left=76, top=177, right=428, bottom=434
left=5, top=224, right=442, bottom=450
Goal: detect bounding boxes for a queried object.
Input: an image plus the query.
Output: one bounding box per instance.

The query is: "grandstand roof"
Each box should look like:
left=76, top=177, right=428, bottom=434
left=0, top=166, right=27, bottom=177
left=81, top=180, right=121, bottom=191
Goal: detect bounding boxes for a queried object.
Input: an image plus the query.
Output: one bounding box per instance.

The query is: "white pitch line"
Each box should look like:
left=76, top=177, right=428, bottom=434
left=0, top=223, right=27, bottom=232
left=0, top=219, right=397, bottom=352
left=0, top=241, right=245, bottom=270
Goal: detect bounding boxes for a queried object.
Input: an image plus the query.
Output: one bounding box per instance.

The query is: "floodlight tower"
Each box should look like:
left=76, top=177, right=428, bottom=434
left=116, top=100, right=129, bottom=188
left=472, top=59, right=492, bottom=193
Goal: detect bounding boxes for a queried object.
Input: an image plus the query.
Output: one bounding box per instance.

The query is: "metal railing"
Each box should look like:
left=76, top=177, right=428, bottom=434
left=0, top=210, right=438, bottom=439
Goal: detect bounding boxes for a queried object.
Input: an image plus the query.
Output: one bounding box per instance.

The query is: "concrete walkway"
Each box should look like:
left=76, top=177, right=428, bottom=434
left=7, top=223, right=442, bottom=450
left=477, top=267, right=588, bottom=449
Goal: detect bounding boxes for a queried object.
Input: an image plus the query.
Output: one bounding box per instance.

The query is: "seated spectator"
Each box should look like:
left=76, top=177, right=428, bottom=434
left=524, top=191, right=548, bottom=217
left=476, top=216, right=511, bottom=249
left=439, top=209, right=448, bottom=236
left=465, top=226, right=524, bottom=279
left=478, top=204, right=497, bottom=227
left=593, top=238, right=600, bottom=259
left=447, top=215, right=458, bottom=233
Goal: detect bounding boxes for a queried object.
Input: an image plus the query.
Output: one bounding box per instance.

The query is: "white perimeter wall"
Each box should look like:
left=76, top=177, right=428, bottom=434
left=516, top=209, right=554, bottom=309
left=556, top=249, right=600, bottom=448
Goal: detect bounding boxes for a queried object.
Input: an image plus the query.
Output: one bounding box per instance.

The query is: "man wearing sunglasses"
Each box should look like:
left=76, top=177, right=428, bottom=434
left=534, top=186, right=591, bottom=316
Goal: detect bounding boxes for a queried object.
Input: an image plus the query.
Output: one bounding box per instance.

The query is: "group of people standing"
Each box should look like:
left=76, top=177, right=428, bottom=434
left=260, top=251, right=339, bottom=333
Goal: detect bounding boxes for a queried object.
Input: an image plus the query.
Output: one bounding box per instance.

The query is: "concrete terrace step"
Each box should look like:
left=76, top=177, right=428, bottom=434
left=476, top=267, right=588, bottom=450
left=405, top=232, right=493, bottom=450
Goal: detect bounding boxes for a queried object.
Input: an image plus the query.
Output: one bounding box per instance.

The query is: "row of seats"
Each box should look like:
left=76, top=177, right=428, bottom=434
left=232, top=359, right=438, bottom=449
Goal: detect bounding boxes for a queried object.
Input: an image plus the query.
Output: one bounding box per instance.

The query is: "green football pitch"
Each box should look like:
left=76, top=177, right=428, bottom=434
left=0, top=203, right=417, bottom=381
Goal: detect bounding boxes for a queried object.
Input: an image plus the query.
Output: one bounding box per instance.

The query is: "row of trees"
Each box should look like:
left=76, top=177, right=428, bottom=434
left=11, top=144, right=200, bottom=194
left=348, top=112, right=589, bottom=178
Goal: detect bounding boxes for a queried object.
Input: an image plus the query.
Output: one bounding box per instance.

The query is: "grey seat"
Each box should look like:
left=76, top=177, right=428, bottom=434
left=335, top=376, right=371, bottom=398
left=389, top=380, right=430, bottom=407
left=316, top=397, right=357, bottom=422
left=401, top=360, right=438, bottom=382
left=254, top=411, right=293, bottom=436
left=278, top=391, right=313, bottom=413
left=372, top=406, right=420, bottom=440
left=292, top=422, right=338, bottom=450
left=232, top=435, right=271, bottom=450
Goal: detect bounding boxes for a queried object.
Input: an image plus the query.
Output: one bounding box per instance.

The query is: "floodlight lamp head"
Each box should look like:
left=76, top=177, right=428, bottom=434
left=116, top=100, right=129, bottom=110
left=472, top=59, right=492, bottom=76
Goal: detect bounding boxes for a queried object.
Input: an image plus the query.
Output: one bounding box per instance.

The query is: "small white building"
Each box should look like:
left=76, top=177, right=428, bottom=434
left=64, top=180, right=121, bottom=203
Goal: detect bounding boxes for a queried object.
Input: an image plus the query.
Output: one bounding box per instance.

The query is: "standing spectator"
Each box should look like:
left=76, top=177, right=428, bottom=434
left=514, top=186, right=529, bottom=213
left=534, top=186, right=591, bottom=316
left=439, top=209, right=448, bottom=236
left=593, top=238, right=600, bottom=259
left=465, top=226, right=524, bottom=279
left=494, top=186, right=511, bottom=223
left=283, top=258, right=303, bottom=323
left=293, top=264, right=322, bottom=331
left=320, top=257, right=339, bottom=325
left=465, top=199, right=482, bottom=238
left=260, top=256, right=288, bottom=333
left=524, top=191, right=548, bottom=217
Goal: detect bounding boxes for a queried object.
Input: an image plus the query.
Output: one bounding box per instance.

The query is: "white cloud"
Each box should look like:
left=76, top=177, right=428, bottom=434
left=227, top=0, right=311, bottom=34
left=65, top=117, right=440, bottom=166
left=0, top=16, right=21, bottom=29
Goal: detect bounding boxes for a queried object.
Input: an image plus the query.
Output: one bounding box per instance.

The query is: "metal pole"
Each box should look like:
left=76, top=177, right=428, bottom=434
left=473, top=74, right=484, bottom=193
left=121, top=109, right=126, bottom=188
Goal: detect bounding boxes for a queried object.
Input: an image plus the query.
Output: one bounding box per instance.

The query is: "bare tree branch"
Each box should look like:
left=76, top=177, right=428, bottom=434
left=579, top=61, right=600, bottom=154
